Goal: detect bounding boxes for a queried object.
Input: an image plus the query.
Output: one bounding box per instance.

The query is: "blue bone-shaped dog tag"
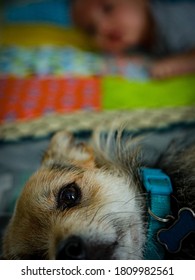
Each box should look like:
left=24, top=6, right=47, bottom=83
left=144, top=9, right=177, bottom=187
left=158, top=208, right=195, bottom=253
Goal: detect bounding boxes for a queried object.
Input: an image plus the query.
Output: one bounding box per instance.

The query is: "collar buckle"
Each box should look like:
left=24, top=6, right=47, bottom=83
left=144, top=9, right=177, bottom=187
left=140, top=168, right=172, bottom=195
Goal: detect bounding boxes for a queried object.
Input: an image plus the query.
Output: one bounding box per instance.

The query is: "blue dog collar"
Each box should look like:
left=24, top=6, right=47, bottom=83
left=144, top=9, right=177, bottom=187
left=139, top=168, right=173, bottom=260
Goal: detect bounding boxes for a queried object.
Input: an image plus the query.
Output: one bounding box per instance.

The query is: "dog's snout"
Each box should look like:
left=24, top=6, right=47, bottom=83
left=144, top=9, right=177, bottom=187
left=56, top=236, right=86, bottom=260
left=56, top=236, right=118, bottom=260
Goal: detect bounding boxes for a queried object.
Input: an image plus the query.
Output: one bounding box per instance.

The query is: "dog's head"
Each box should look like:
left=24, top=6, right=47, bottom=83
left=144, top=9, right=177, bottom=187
left=3, top=131, right=146, bottom=259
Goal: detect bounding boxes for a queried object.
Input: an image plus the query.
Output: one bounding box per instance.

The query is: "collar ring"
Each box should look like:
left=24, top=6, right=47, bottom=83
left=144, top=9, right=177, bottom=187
left=148, top=207, right=174, bottom=223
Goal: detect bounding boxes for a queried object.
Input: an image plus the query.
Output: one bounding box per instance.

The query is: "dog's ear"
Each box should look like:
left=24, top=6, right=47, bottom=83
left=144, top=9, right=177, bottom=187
left=42, top=131, right=95, bottom=168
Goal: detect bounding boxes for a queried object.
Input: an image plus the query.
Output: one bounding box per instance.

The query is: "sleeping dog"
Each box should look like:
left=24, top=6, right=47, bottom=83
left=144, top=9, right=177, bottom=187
left=2, top=127, right=195, bottom=259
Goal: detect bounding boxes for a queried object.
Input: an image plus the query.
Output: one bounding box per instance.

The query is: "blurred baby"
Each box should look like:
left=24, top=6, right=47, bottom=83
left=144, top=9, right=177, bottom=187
left=71, top=0, right=195, bottom=79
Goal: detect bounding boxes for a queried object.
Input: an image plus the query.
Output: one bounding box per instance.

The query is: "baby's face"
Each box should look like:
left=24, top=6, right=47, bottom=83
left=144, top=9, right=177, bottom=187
left=72, top=0, right=148, bottom=53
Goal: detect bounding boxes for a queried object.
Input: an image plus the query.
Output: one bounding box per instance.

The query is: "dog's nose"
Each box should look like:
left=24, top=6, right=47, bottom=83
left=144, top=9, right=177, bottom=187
left=56, top=236, right=86, bottom=260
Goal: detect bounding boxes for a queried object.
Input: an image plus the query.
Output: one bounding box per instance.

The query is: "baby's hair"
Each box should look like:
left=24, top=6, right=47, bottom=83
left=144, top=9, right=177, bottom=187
left=69, top=0, right=77, bottom=4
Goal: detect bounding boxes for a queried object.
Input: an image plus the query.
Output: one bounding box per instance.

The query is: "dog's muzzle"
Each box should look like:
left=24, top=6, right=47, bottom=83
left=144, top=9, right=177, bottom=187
left=56, top=235, right=117, bottom=260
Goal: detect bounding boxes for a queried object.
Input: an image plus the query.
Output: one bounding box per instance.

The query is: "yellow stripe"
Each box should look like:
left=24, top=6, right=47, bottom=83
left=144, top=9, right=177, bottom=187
left=0, top=23, right=95, bottom=50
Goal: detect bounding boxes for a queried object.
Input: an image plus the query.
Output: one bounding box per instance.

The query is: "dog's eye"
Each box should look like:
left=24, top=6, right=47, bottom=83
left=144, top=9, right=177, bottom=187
left=57, top=183, right=81, bottom=211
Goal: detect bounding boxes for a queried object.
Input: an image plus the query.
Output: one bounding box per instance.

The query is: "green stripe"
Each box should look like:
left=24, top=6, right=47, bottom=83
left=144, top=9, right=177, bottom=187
left=103, top=75, right=195, bottom=109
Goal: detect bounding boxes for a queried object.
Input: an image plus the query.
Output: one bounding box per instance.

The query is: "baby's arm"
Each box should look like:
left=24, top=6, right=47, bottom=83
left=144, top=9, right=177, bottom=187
left=149, top=50, right=195, bottom=79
